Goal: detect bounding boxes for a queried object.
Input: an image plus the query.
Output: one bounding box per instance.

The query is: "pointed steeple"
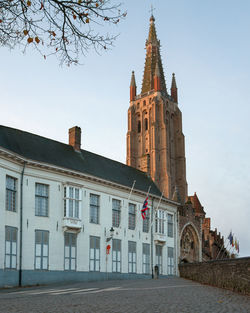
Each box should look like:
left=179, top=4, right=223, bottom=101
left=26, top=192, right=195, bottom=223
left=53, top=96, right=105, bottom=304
left=171, top=73, right=178, bottom=103
left=141, top=15, right=167, bottom=94
left=130, top=71, right=137, bottom=101
left=148, top=15, right=157, bottom=43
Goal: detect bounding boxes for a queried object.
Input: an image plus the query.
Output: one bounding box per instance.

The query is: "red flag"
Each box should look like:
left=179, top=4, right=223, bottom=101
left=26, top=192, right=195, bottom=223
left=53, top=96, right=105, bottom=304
left=141, top=197, right=149, bottom=219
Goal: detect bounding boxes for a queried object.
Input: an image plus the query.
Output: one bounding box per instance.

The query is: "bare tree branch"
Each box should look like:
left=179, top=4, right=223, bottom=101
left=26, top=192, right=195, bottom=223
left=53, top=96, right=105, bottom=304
left=0, top=0, right=126, bottom=65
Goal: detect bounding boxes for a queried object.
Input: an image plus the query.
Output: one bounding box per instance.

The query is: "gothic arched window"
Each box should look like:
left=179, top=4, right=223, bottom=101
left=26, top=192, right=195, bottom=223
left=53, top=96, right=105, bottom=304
left=145, top=118, right=148, bottom=131
left=138, top=121, right=141, bottom=133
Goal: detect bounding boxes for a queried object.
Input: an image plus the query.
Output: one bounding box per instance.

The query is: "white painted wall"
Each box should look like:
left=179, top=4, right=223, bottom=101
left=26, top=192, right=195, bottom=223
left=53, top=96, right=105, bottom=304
left=0, top=153, right=179, bottom=279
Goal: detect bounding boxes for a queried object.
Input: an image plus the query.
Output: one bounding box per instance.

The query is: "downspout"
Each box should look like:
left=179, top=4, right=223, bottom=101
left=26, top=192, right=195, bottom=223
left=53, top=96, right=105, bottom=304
left=151, top=197, right=154, bottom=278
left=19, top=161, right=26, bottom=287
left=175, top=211, right=179, bottom=276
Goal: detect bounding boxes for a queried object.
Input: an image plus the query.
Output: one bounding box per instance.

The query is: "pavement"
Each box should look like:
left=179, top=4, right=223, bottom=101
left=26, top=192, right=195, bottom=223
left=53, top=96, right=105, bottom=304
left=0, top=277, right=249, bottom=313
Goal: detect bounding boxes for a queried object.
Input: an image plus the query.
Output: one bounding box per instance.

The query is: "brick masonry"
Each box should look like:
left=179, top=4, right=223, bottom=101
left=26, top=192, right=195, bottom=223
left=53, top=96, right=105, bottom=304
left=179, top=257, right=250, bottom=295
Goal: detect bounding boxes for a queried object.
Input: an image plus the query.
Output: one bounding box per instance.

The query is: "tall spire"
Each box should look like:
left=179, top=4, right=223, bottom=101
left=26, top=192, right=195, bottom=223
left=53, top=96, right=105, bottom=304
left=141, top=15, right=166, bottom=94
left=171, top=73, right=178, bottom=103
left=130, top=71, right=137, bottom=101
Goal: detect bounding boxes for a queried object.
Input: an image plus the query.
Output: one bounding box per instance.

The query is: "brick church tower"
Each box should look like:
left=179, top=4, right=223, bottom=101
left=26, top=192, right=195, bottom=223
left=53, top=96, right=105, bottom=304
left=126, top=15, right=188, bottom=203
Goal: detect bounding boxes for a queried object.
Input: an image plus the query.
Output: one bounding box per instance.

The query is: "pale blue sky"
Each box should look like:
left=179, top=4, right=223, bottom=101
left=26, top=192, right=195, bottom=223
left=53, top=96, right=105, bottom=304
left=1, top=0, right=250, bottom=257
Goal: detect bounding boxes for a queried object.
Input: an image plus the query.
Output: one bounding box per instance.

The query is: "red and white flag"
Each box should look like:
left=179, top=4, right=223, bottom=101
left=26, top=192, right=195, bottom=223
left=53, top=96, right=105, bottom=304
left=141, top=197, right=149, bottom=219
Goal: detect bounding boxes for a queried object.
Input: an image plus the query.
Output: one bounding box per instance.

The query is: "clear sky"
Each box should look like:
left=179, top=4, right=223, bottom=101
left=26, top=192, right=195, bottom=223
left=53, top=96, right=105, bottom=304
left=1, top=0, right=249, bottom=257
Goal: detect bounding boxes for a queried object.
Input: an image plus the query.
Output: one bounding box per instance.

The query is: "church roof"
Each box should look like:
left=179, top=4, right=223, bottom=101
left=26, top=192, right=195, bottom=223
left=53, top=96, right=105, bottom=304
left=141, top=15, right=167, bottom=94
left=190, top=192, right=205, bottom=215
left=0, top=125, right=162, bottom=197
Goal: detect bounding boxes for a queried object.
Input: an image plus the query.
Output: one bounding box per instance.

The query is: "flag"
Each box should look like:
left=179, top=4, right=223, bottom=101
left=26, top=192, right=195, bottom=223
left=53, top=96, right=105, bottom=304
left=237, top=241, right=240, bottom=253
left=235, top=239, right=238, bottom=251
left=141, top=197, right=149, bottom=219
left=227, top=231, right=233, bottom=245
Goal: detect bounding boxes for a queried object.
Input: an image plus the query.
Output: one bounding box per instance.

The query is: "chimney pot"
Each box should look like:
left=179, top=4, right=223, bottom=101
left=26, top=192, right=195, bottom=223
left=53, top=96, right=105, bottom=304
left=69, top=126, right=81, bottom=151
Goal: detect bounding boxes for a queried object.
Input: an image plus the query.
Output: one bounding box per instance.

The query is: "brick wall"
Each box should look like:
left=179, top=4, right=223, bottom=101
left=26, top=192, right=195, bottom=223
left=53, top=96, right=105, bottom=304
left=179, top=257, right=250, bottom=295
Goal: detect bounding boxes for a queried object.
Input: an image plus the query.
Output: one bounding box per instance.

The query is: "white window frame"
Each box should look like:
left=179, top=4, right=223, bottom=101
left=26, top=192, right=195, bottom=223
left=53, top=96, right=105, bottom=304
left=142, top=209, right=150, bottom=233
left=167, top=247, right=174, bottom=275
left=112, top=239, right=121, bottom=273
left=64, top=186, right=81, bottom=219
left=167, top=214, right=174, bottom=238
left=128, top=203, right=136, bottom=230
left=112, top=199, right=121, bottom=228
left=89, top=236, right=100, bottom=272
left=128, top=241, right=136, bottom=273
left=142, top=243, right=150, bottom=274
left=35, top=183, right=49, bottom=217
left=156, top=245, right=163, bottom=274
left=155, top=209, right=165, bottom=234
left=64, top=232, right=77, bottom=271
left=90, top=194, right=100, bottom=224
left=6, top=175, right=17, bottom=212
left=5, top=226, right=17, bottom=269
left=35, top=230, right=49, bottom=270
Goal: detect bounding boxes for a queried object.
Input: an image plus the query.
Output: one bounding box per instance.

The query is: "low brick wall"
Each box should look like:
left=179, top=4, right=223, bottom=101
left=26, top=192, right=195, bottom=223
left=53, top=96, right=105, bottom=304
left=179, top=257, right=250, bottom=295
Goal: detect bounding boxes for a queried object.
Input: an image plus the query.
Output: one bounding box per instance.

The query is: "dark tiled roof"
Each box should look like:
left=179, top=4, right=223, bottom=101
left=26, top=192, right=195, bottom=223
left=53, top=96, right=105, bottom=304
left=0, top=125, right=162, bottom=197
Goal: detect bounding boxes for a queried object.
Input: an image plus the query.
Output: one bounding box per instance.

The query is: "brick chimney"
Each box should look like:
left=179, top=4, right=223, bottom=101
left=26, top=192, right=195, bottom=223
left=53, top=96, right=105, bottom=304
left=69, top=126, right=81, bottom=151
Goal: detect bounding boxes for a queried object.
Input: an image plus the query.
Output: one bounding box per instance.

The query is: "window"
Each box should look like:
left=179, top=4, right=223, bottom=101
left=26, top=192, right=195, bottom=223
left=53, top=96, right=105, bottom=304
left=35, top=230, right=49, bottom=270
left=112, top=199, right=121, bottom=227
left=128, top=241, right=136, bottom=273
left=128, top=203, right=136, bottom=230
left=5, top=226, right=17, bottom=269
left=168, top=214, right=174, bottom=238
left=142, top=243, right=150, bottom=274
left=35, top=183, right=49, bottom=217
left=155, top=210, right=165, bottom=234
left=145, top=118, right=148, bottom=131
left=64, top=186, right=81, bottom=219
left=137, top=120, right=141, bottom=133
left=112, top=239, right=121, bottom=272
left=6, top=176, right=17, bottom=212
left=168, top=247, right=174, bottom=275
left=90, top=194, right=100, bottom=224
left=142, top=209, right=150, bottom=233
left=89, top=236, right=100, bottom=272
left=64, top=233, right=76, bottom=271
left=156, top=245, right=162, bottom=274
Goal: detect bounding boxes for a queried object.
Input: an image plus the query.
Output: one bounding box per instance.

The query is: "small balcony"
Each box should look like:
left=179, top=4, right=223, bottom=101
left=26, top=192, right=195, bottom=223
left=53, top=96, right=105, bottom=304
left=63, top=217, right=82, bottom=232
left=154, top=233, right=167, bottom=243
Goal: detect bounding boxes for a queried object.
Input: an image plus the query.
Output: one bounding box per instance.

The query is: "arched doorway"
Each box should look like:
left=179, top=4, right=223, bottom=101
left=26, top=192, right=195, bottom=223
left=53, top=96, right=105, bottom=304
left=180, top=224, right=200, bottom=263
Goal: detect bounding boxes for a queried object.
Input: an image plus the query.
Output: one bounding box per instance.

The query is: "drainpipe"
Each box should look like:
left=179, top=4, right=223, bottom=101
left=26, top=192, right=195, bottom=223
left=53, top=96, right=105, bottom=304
left=175, top=211, right=179, bottom=276
left=151, top=197, right=154, bottom=278
left=19, top=161, right=26, bottom=287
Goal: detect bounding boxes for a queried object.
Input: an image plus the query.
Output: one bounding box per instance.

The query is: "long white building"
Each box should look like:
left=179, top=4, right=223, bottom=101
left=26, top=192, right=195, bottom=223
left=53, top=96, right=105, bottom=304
left=0, top=125, right=179, bottom=287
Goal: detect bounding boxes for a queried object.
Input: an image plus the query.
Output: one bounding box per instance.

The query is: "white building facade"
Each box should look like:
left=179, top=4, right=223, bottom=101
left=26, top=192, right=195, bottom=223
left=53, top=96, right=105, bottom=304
left=0, top=125, right=179, bottom=287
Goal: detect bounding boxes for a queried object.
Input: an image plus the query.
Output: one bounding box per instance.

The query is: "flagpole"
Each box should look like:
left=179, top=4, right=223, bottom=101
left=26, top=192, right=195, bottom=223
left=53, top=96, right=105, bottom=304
left=136, top=185, right=151, bottom=230
left=146, top=185, right=151, bottom=198
left=150, top=189, right=164, bottom=229
left=127, top=180, right=136, bottom=201
left=216, top=239, right=230, bottom=260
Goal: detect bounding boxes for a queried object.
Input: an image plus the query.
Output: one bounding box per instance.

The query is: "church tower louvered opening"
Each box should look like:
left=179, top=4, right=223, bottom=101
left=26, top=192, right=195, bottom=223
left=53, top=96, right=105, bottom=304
left=126, top=15, right=188, bottom=203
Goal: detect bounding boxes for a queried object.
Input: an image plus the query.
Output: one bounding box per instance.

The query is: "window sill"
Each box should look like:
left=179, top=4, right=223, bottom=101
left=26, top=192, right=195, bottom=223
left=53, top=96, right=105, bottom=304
left=35, top=215, right=49, bottom=218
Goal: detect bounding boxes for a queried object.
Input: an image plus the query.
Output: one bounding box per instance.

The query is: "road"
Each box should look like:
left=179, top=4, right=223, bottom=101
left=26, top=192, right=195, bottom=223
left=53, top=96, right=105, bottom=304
left=0, top=277, right=249, bottom=313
